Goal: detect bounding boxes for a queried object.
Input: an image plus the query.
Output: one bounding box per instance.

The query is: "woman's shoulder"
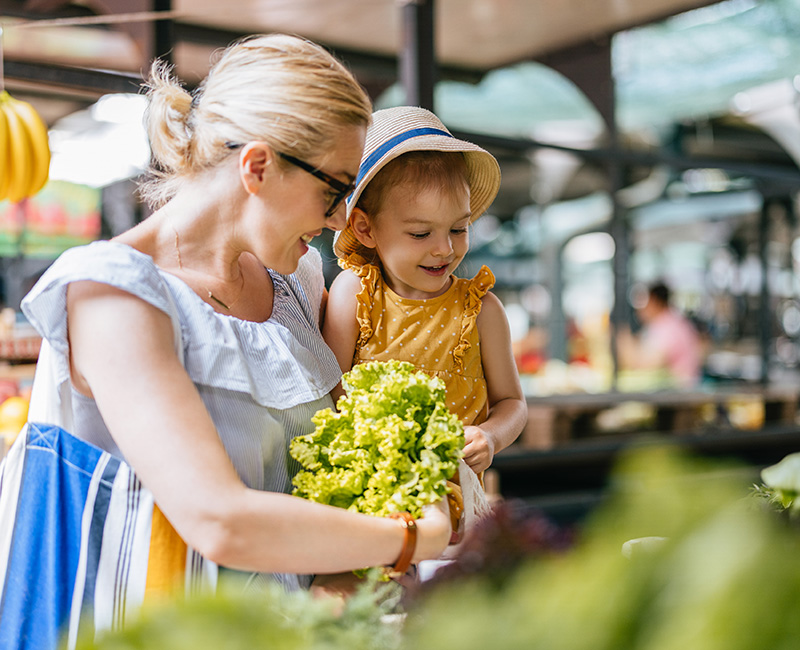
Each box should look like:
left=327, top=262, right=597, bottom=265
left=35, top=239, right=162, bottom=282
left=27, top=240, right=171, bottom=302
left=21, top=241, right=176, bottom=346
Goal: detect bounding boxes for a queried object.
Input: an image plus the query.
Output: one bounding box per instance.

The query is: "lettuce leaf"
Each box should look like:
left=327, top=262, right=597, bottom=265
left=290, top=360, right=464, bottom=518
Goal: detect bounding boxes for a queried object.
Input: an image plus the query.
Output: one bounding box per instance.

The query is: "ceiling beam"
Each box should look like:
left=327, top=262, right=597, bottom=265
left=3, top=60, right=143, bottom=95
left=450, top=129, right=800, bottom=191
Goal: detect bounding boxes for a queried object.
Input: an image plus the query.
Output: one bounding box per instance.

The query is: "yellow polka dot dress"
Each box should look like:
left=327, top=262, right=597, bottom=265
left=344, top=261, right=495, bottom=427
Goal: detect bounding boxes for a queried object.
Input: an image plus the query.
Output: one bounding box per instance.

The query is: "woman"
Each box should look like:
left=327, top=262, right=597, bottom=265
left=19, top=34, right=450, bottom=592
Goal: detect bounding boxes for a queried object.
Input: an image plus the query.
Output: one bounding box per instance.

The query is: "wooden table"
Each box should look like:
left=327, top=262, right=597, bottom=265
left=521, top=385, right=800, bottom=449
left=493, top=421, right=800, bottom=525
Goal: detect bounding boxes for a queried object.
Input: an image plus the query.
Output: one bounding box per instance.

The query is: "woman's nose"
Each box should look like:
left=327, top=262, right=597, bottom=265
left=325, top=205, right=348, bottom=232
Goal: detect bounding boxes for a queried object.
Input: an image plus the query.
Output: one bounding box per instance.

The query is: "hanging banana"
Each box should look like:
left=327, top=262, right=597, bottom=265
left=0, top=91, right=51, bottom=203
left=0, top=107, right=9, bottom=201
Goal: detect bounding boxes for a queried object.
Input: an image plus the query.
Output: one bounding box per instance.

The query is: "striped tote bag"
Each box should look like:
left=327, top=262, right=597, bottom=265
left=0, top=422, right=217, bottom=650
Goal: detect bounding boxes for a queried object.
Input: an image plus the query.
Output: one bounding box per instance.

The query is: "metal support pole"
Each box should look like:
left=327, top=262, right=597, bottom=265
left=608, top=142, right=628, bottom=391
left=153, top=0, right=174, bottom=65
left=758, top=199, right=772, bottom=385
left=547, top=244, right=567, bottom=362
left=540, top=39, right=626, bottom=388
left=400, top=0, right=436, bottom=110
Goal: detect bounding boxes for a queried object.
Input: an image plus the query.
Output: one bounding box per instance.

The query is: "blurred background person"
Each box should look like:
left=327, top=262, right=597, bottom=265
left=617, top=281, right=704, bottom=389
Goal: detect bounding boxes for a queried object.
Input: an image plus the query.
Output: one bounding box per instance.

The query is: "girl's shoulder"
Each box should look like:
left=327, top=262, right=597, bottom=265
left=329, top=267, right=365, bottom=293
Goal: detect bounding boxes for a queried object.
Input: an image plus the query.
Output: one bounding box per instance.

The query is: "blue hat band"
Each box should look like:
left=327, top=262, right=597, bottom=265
left=348, top=127, right=453, bottom=205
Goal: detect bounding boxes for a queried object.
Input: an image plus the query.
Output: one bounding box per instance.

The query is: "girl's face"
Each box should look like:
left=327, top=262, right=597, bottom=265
left=258, top=124, right=365, bottom=274
left=359, top=180, right=471, bottom=300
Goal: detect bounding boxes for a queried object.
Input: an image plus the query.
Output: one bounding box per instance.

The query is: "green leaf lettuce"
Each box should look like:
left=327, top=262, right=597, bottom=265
left=290, top=360, right=463, bottom=518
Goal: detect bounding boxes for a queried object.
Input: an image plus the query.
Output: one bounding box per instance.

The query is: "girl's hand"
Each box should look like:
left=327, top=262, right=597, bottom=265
left=463, top=425, right=495, bottom=474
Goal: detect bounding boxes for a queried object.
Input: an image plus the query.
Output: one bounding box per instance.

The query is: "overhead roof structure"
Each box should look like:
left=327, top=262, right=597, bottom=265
left=2, top=0, right=719, bottom=121
left=6, top=0, right=800, bottom=181
left=171, top=0, right=718, bottom=71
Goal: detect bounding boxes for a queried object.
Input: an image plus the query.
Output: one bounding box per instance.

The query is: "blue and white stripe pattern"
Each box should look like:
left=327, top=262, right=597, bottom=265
left=349, top=126, right=453, bottom=199
left=0, top=423, right=216, bottom=650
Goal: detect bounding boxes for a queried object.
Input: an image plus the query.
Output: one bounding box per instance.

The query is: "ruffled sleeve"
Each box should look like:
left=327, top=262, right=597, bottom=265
left=338, top=256, right=382, bottom=350
left=452, top=266, right=495, bottom=372
left=23, top=241, right=176, bottom=348
left=21, top=241, right=180, bottom=386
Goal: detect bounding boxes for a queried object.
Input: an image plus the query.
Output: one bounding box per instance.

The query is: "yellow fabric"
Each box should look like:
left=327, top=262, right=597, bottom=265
left=145, top=504, right=188, bottom=598
left=344, top=259, right=495, bottom=427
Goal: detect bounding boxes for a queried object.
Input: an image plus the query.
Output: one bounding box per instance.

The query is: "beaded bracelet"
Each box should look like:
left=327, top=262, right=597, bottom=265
left=387, top=512, right=417, bottom=578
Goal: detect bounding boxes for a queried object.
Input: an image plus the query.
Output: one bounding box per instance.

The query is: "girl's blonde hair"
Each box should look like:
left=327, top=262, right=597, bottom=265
left=346, top=151, right=469, bottom=266
left=357, top=151, right=469, bottom=217
left=139, top=33, right=372, bottom=208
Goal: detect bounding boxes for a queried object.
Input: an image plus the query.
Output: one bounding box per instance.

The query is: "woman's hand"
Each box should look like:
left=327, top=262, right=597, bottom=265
left=412, top=498, right=452, bottom=563
left=463, top=425, right=495, bottom=474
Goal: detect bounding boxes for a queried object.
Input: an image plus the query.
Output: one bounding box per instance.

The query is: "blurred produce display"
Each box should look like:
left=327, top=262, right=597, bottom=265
left=756, top=451, right=800, bottom=516
left=0, top=358, right=33, bottom=456
left=0, top=181, right=101, bottom=258
left=406, top=498, right=573, bottom=598
left=0, top=395, right=28, bottom=448
left=75, top=445, right=800, bottom=650
left=403, top=446, right=800, bottom=650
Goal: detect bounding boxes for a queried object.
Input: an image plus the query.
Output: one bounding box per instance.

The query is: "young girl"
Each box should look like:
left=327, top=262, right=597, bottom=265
left=323, top=106, right=528, bottom=540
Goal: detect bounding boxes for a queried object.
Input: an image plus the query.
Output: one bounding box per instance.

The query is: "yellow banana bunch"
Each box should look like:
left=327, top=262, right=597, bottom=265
left=0, top=91, right=51, bottom=203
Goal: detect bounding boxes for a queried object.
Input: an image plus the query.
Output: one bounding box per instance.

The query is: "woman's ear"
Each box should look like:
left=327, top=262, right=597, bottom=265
left=239, top=142, right=274, bottom=195
left=350, top=208, right=377, bottom=249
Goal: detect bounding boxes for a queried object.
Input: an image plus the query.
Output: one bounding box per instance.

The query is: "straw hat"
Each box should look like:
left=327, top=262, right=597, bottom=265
left=334, top=106, right=501, bottom=260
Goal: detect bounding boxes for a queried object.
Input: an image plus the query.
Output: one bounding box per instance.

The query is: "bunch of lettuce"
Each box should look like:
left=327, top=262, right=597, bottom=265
left=290, top=360, right=463, bottom=518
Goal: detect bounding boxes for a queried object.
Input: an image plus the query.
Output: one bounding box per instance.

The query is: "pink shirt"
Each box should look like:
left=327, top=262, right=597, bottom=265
left=641, top=309, right=702, bottom=387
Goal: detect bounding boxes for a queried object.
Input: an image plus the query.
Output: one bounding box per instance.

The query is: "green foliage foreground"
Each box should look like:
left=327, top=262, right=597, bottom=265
left=79, top=445, right=800, bottom=650
left=74, top=571, right=403, bottom=650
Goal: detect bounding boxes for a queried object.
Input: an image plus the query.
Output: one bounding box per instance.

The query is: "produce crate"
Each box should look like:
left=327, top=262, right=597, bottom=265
left=0, top=336, right=41, bottom=362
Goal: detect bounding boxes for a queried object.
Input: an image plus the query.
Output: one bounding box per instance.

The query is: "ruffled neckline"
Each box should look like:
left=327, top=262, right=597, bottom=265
left=23, top=240, right=341, bottom=410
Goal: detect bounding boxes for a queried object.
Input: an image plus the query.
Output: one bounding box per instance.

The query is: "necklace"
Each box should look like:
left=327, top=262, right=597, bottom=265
left=171, top=225, right=245, bottom=311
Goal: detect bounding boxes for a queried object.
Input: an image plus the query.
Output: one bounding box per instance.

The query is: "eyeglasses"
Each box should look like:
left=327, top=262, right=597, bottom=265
left=225, top=142, right=355, bottom=218
left=278, top=152, right=356, bottom=218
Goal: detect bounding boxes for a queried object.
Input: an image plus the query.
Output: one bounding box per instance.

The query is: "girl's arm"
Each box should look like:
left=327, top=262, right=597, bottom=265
left=322, top=269, right=362, bottom=402
left=464, top=291, right=528, bottom=473
left=67, top=280, right=450, bottom=574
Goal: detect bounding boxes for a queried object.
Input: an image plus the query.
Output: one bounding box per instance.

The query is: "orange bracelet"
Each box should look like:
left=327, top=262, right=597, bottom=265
left=387, top=512, right=417, bottom=577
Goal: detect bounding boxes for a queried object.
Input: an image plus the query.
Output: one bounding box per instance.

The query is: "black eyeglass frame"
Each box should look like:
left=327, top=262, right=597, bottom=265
left=278, top=153, right=356, bottom=218
left=225, top=142, right=355, bottom=218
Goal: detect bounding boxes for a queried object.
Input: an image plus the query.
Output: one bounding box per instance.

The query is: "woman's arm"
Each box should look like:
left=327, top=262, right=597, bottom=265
left=67, top=280, right=449, bottom=574
left=464, top=292, right=528, bottom=473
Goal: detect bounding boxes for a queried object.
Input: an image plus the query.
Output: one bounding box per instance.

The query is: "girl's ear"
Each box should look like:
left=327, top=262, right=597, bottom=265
left=350, top=208, right=377, bottom=249
left=239, top=142, right=274, bottom=195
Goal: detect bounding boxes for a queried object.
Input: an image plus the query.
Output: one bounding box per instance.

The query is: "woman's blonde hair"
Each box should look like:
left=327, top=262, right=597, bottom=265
left=139, top=33, right=372, bottom=208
